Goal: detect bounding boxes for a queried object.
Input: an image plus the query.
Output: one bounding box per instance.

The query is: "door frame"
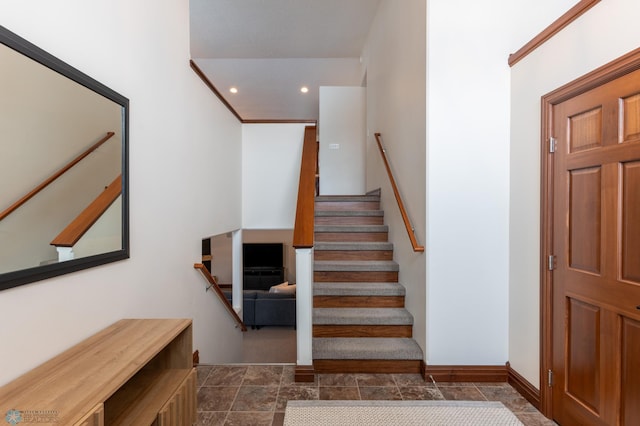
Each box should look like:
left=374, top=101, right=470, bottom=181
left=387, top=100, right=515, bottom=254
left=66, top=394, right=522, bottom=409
left=540, top=47, right=640, bottom=418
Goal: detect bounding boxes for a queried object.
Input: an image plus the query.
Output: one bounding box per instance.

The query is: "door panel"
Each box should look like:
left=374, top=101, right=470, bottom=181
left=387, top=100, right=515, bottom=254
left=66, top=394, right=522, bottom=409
left=621, top=161, right=640, bottom=283
left=569, top=107, right=603, bottom=152
left=566, top=297, right=600, bottom=413
left=622, top=318, right=640, bottom=424
left=569, top=167, right=602, bottom=273
left=551, top=67, right=640, bottom=425
left=620, top=94, right=640, bottom=142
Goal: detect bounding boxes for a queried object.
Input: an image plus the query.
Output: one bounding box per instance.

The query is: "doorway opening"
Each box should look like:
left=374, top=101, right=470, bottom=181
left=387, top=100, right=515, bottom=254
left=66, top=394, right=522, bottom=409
left=205, top=229, right=297, bottom=363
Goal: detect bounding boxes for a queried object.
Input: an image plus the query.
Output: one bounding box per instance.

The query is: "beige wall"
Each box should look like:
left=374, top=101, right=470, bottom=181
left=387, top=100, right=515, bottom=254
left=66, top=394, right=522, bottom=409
left=510, top=0, right=640, bottom=387
left=0, top=44, right=122, bottom=272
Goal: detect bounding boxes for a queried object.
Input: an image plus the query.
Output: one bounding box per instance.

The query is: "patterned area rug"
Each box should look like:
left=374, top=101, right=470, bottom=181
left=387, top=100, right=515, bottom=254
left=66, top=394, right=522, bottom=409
left=284, top=400, right=524, bottom=425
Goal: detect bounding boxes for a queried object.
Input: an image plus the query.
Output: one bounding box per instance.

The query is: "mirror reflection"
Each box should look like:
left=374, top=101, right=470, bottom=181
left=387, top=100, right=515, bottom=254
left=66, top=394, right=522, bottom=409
left=0, top=26, right=128, bottom=290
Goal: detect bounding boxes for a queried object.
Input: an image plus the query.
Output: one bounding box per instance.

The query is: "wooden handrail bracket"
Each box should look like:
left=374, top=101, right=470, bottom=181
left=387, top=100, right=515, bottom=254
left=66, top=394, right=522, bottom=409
left=194, top=263, right=247, bottom=332
left=374, top=133, right=424, bottom=253
left=293, top=126, right=317, bottom=249
left=0, top=131, right=116, bottom=222
left=51, top=174, right=122, bottom=247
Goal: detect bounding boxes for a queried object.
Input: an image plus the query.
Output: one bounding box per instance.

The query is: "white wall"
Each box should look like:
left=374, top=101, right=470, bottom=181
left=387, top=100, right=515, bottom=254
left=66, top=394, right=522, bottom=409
left=242, top=124, right=306, bottom=229
left=362, top=0, right=427, bottom=356
left=0, top=0, right=244, bottom=385
left=425, top=0, right=581, bottom=369
left=510, top=0, right=640, bottom=387
left=319, top=86, right=366, bottom=195
left=426, top=0, right=511, bottom=367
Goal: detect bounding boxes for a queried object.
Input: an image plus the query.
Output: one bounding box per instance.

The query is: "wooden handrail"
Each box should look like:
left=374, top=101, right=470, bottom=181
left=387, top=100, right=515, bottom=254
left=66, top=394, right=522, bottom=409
left=293, top=126, right=318, bottom=248
left=374, top=133, right=424, bottom=253
left=193, top=263, right=247, bottom=332
left=0, top=131, right=115, bottom=222
left=51, top=174, right=122, bottom=247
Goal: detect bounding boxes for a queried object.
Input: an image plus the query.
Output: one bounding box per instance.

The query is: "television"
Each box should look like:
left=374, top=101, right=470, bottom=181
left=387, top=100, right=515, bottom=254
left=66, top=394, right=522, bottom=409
left=242, top=243, right=284, bottom=269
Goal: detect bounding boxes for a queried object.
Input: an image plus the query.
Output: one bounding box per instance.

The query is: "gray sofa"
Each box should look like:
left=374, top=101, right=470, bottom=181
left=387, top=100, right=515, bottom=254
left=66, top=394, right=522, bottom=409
left=223, top=290, right=296, bottom=328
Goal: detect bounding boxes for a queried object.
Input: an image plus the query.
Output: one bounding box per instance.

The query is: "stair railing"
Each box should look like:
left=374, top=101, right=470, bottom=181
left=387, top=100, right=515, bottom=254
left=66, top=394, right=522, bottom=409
left=374, top=133, right=425, bottom=253
left=293, top=125, right=318, bottom=248
left=0, top=131, right=115, bottom=222
left=50, top=175, right=122, bottom=255
left=292, top=125, right=318, bottom=381
left=194, top=263, right=247, bottom=332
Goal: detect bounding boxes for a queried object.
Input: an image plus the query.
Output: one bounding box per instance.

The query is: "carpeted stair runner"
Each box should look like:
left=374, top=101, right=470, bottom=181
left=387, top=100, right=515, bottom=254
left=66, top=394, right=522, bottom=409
left=316, top=195, right=381, bottom=202
left=313, top=191, right=424, bottom=374
left=314, top=241, right=393, bottom=251
left=314, top=282, right=405, bottom=296
left=315, top=210, right=384, bottom=217
left=314, top=260, right=399, bottom=272
left=314, top=308, right=414, bottom=325
left=313, top=337, right=423, bottom=360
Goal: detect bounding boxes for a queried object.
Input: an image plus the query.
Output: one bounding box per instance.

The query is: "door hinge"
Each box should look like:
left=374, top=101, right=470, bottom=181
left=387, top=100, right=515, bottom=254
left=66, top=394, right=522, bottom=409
left=548, top=369, right=554, bottom=387
left=548, top=255, right=556, bottom=271
left=549, top=137, right=557, bottom=153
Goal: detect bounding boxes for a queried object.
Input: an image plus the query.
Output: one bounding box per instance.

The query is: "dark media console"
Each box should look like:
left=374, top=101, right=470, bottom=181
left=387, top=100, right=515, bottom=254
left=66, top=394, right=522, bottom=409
left=243, top=267, right=285, bottom=291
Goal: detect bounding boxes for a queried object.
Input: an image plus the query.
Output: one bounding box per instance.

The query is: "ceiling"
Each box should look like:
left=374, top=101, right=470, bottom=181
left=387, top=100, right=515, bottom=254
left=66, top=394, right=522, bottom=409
left=189, top=0, right=381, bottom=121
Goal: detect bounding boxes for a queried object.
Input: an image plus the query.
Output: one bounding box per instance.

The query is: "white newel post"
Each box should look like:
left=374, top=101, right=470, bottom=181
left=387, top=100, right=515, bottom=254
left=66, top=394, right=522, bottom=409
left=232, top=229, right=243, bottom=316
left=56, top=246, right=74, bottom=262
left=295, top=247, right=313, bottom=367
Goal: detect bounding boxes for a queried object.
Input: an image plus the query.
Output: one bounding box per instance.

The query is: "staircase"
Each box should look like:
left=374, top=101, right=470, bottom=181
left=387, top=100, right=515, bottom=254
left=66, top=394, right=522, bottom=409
left=312, top=191, right=424, bottom=374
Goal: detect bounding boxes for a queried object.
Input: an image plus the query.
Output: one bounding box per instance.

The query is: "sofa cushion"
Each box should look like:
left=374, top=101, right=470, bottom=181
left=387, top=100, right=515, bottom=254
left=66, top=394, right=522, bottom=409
left=258, top=291, right=294, bottom=300
left=243, top=290, right=259, bottom=299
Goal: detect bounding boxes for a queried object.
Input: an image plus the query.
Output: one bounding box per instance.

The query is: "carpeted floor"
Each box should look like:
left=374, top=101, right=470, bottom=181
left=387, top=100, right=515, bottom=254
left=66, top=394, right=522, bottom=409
left=283, top=400, right=523, bottom=425
left=242, top=326, right=296, bottom=363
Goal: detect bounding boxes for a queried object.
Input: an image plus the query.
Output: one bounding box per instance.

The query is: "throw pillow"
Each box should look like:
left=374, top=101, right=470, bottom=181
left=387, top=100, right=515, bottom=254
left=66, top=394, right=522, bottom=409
left=269, top=281, right=296, bottom=294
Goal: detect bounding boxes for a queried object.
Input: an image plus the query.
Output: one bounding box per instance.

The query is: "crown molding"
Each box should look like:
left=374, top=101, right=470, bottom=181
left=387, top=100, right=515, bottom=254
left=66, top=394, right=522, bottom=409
left=190, top=60, right=317, bottom=125
left=508, top=0, right=601, bottom=67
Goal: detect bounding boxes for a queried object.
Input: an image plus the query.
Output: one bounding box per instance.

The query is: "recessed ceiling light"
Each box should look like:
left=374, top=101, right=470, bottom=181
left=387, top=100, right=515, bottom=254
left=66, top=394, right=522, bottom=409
left=300, top=86, right=309, bottom=93
left=229, top=87, right=238, bottom=94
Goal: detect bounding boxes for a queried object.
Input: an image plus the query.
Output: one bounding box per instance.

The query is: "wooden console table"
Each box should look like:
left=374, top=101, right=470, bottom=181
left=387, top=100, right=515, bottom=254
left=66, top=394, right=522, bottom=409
left=0, top=319, right=196, bottom=425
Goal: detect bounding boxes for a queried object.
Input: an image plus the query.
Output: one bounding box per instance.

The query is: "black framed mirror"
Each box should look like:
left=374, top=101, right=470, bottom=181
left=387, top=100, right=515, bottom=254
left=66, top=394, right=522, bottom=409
left=0, top=25, right=129, bottom=291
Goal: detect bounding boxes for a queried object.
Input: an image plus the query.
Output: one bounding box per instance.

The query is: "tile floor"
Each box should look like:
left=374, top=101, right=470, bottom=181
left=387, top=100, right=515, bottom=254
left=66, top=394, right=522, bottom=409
left=196, top=364, right=557, bottom=426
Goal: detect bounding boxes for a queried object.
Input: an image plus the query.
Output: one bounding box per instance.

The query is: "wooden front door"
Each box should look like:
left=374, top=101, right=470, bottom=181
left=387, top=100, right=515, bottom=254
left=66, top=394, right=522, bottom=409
left=548, top=65, right=640, bottom=425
